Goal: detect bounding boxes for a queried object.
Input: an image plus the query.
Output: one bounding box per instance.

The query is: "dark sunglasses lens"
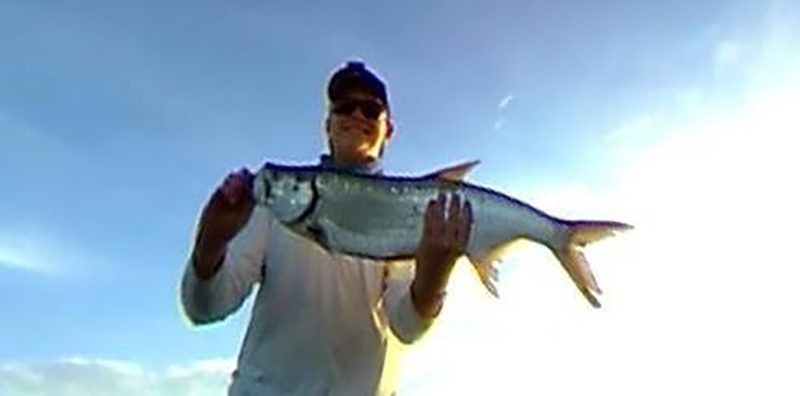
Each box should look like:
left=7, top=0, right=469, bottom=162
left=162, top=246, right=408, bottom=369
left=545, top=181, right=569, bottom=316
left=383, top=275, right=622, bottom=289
left=360, top=102, right=383, bottom=119
left=333, top=100, right=384, bottom=119
left=333, top=102, right=356, bottom=115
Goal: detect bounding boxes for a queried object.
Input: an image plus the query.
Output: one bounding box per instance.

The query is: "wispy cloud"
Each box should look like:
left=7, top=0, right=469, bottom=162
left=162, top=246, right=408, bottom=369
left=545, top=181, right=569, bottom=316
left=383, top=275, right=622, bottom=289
left=492, top=94, right=515, bottom=131
left=492, top=118, right=505, bottom=131
left=497, top=94, right=514, bottom=109
left=0, top=231, right=57, bottom=275
left=0, top=357, right=235, bottom=396
left=0, top=226, right=97, bottom=276
left=604, top=112, right=665, bottom=143
left=0, top=111, right=70, bottom=162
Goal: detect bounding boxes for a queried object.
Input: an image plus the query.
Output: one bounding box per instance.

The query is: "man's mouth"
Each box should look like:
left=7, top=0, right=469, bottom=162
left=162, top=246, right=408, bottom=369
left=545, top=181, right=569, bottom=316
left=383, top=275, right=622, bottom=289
left=340, top=122, right=372, bottom=136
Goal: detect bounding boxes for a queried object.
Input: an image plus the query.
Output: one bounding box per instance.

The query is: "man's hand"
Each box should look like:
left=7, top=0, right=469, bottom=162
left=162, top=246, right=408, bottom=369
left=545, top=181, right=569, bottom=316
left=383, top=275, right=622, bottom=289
left=411, top=192, right=473, bottom=318
left=192, top=168, right=255, bottom=279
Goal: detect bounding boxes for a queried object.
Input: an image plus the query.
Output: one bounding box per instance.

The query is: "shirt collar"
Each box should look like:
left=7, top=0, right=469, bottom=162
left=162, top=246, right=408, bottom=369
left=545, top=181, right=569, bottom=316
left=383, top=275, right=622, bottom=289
left=318, top=154, right=383, bottom=175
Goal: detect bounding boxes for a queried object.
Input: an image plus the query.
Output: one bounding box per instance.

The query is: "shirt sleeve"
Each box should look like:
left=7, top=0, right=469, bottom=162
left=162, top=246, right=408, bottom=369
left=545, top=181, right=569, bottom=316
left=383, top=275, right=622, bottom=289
left=180, top=206, right=272, bottom=325
left=382, top=261, right=437, bottom=344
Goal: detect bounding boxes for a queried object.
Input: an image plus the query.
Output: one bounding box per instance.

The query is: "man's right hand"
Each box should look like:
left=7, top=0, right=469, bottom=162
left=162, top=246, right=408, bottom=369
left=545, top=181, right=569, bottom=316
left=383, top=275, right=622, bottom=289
left=192, top=167, right=255, bottom=279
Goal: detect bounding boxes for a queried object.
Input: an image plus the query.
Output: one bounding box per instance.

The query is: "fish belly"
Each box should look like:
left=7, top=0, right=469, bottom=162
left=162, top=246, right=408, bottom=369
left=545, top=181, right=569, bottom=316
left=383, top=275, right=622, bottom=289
left=311, top=175, right=436, bottom=259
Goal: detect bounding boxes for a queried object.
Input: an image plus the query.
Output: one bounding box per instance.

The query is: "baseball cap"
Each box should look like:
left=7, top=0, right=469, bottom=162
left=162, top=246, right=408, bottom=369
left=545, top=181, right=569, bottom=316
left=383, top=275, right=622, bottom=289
left=327, top=61, right=390, bottom=110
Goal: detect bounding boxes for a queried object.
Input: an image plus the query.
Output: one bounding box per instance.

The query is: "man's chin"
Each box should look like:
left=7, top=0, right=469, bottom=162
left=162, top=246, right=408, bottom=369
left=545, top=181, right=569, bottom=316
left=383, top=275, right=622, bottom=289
left=333, top=146, right=371, bottom=160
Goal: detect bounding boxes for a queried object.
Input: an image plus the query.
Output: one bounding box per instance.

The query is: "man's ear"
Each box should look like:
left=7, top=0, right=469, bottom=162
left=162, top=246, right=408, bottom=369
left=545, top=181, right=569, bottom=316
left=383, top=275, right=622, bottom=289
left=377, top=118, right=393, bottom=159
left=385, top=118, right=394, bottom=140
left=324, top=117, right=335, bottom=156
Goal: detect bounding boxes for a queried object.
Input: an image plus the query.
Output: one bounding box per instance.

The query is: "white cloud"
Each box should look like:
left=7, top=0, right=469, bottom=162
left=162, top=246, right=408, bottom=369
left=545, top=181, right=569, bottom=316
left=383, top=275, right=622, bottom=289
left=497, top=94, right=514, bottom=109
left=492, top=117, right=505, bottom=131
left=604, top=112, right=664, bottom=143
left=0, top=357, right=235, bottom=396
left=493, top=94, right=514, bottom=131
left=0, top=231, right=59, bottom=275
left=0, top=226, right=97, bottom=276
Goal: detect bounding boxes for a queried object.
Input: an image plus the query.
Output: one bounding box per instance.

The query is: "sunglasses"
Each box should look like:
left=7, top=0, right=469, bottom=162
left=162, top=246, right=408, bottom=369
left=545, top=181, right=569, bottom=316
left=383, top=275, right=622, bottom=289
left=331, top=99, right=387, bottom=120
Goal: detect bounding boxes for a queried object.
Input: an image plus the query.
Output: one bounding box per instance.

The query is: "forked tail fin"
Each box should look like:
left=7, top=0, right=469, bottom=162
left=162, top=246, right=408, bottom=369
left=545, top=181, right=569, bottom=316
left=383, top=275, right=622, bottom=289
left=552, top=220, right=633, bottom=308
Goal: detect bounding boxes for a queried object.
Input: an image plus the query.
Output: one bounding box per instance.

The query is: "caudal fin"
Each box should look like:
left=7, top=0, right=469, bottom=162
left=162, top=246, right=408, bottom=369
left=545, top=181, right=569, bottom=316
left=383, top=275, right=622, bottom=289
left=552, top=220, right=633, bottom=308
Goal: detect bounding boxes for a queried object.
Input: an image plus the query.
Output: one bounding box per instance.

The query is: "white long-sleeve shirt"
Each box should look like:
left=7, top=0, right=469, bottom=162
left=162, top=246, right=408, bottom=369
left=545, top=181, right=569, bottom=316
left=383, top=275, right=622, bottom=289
left=181, top=201, right=433, bottom=395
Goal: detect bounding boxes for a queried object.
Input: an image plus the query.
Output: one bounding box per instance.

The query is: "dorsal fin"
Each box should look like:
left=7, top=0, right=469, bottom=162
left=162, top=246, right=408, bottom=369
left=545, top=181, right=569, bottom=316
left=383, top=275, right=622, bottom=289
left=425, top=160, right=481, bottom=182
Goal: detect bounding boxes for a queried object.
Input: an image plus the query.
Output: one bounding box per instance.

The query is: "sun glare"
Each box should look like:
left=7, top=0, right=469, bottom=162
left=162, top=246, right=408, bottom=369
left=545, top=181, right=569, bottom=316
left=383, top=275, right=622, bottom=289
left=398, top=59, right=800, bottom=395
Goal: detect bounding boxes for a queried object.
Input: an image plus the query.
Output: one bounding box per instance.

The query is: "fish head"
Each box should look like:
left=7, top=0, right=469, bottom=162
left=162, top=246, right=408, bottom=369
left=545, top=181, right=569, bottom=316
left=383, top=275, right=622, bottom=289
left=255, top=164, right=316, bottom=223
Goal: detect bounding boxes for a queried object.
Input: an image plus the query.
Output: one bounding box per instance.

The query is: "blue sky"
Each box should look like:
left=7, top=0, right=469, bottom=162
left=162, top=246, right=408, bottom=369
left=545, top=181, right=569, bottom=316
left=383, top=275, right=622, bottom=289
left=2, top=1, right=799, bottom=395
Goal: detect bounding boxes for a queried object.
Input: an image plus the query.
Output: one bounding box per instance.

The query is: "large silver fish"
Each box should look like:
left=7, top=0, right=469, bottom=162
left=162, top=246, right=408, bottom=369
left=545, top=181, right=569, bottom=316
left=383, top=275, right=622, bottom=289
left=253, top=160, right=632, bottom=308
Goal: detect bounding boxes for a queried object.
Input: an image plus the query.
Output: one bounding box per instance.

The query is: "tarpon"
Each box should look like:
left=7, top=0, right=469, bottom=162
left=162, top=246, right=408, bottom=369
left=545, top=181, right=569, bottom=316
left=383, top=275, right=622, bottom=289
left=253, top=160, right=632, bottom=308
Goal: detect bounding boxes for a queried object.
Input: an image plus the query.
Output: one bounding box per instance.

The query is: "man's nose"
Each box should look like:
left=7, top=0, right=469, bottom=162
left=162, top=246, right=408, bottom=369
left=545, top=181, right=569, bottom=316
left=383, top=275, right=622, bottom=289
left=349, top=106, right=367, bottom=120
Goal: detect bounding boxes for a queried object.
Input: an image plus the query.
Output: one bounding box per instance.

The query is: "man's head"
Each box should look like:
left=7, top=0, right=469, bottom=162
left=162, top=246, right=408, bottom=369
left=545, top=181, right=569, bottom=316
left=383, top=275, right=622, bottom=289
left=324, top=61, right=393, bottom=166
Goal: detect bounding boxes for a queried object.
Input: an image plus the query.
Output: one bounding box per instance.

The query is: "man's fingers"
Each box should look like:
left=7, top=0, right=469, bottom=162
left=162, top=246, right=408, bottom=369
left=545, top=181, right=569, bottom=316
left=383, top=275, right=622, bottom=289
left=457, top=199, right=473, bottom=250
left=421, top=192, right=476, bottom=249
left=220, top=169, right=254, bottom=206
left=422, top=199, right=436, bottom=238
left=236, top=167, right=255, bottom=188
left=447, top=193, right=462, bottom=243
left=448, top=193, right=461, bottom=221
left=435, top=193, right=449, bottom=232
left=436, top=192, right=446, bottom=213
left=221, top=178, right=238, bottom=205
left=423, top=193, right=445, bottom=238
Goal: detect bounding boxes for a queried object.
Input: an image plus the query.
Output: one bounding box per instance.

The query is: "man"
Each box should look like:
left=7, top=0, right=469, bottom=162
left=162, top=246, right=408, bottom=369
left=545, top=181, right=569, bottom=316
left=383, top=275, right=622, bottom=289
left=181, top=60, right=472, bottom=395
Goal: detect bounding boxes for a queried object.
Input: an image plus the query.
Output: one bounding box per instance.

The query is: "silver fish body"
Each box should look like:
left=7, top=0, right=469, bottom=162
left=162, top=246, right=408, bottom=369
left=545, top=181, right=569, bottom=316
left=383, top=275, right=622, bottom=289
left=253, top=161, right=632, bottom=307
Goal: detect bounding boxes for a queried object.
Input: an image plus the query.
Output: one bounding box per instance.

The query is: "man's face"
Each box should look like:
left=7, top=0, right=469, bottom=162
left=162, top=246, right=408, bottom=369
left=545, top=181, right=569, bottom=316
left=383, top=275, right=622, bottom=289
left=326, top=91, right=393, bottom=164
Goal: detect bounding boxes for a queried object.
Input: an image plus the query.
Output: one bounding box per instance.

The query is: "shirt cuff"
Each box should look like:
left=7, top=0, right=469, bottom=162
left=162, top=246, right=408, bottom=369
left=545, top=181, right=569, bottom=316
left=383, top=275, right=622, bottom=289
left=181, top=253, right=231, bottom=324
left=391, top=288, right=437, bottom=344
